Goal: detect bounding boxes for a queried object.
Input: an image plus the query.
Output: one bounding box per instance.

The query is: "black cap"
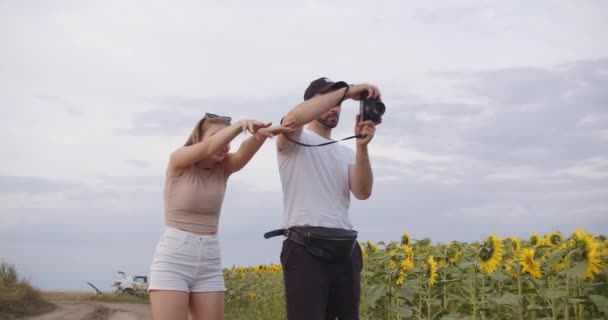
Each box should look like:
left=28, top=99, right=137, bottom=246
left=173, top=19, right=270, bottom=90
left=303, top=77, right=349, bottom=100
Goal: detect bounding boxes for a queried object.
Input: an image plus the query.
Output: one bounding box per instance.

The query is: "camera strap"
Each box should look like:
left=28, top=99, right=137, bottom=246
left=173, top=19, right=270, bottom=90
left=280, top=116, right=363, bottom=147
left=283, top=134, right=362, bottom=147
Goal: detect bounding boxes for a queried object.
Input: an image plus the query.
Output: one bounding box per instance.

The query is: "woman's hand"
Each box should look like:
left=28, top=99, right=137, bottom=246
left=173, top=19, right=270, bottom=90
left=255, top=120, right=297, bottom=140
left=237, top=119, right=271, bottom=134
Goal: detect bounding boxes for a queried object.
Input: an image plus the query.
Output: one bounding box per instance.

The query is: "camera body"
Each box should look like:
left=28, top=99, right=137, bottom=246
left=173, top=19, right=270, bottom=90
left=359, top=92, right=385, bottom=123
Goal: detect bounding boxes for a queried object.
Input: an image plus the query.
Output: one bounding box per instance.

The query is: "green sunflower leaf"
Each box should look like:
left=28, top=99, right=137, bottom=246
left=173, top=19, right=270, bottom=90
left=491, top=292, right=519, bottom=306
left=489, top=273, right=510, bottom=282
left=567, top=297, right=586, bottom=304
left=538, top=288, right=568, bottom=300
left=366, top=284, right=388, bottom=306
left=544, top=249, right=566, bottom=266
left=567, top=261, right=587, bottom=278
left=526, top=304, right=544, bottom=311
left=439, top=314, right=466, bottom=320
left=393, top=285, right=413, bottom=302
left=456, top=261, right=476, bottom=269
left=589, top=294, right=608, bottom=313
left=384, top=303, right=413, bottom=317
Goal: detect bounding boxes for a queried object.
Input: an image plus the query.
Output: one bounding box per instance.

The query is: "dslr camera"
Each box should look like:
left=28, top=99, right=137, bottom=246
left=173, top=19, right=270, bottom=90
left=359, top=92, right=385, bottom=123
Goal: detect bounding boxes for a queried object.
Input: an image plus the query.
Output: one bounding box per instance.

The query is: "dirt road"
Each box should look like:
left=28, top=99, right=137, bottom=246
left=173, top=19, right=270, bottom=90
left=24, top=300, right=151, bottom=320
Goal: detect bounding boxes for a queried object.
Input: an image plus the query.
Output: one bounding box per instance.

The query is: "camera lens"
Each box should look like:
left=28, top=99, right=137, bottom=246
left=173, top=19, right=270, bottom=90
left=370, top=101, right=385, bottom=117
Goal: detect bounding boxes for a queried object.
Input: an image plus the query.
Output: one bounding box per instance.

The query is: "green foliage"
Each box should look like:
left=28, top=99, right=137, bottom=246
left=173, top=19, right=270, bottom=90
left=224, top=265, right=286, bottom=320
left=223, top=231, right=608, bottom=320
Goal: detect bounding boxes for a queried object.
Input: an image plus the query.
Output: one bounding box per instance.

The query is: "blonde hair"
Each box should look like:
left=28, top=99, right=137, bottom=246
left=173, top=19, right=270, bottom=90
left=184, top=117, right=229, bottom=146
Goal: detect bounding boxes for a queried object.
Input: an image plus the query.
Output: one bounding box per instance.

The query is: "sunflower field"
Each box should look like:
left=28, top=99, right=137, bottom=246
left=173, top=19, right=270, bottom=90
left=224, top=229, right=608, bottom=320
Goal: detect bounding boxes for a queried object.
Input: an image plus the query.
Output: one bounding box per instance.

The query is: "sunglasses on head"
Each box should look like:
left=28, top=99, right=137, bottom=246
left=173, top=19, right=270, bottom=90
left=203, top=113, right=232, bottom=125
left=198, top=113, right=232, bottom=137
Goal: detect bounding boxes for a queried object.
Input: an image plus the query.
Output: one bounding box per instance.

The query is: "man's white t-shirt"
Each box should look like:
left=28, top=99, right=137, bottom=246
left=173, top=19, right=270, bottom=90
left=277, top=128, right=356, bottom=230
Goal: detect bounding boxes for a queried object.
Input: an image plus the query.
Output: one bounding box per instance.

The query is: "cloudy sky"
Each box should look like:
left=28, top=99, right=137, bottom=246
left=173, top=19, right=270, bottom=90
left=1, top=0, right=607, bottom=291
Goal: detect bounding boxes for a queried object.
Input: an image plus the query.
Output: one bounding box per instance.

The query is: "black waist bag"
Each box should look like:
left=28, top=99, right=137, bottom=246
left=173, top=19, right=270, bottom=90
left=287, top=226, right=358, bottom=264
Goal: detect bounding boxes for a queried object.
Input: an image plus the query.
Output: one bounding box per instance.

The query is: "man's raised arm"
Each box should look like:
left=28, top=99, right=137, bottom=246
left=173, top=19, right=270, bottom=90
left=277, top=83, right=380, bottom=151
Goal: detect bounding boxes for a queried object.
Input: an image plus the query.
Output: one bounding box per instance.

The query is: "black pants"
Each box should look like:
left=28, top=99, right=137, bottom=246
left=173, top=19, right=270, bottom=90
left=280, top=239, right=363, bottom=320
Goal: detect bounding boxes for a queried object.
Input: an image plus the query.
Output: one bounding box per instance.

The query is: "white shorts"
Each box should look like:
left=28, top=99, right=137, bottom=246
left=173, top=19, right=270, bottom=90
left=148, top=227, right=226, bottom=293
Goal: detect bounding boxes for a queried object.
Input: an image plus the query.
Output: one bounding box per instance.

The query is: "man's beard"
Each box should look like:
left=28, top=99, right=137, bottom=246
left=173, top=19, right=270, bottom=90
left=316, top=115, right=339, bottom=129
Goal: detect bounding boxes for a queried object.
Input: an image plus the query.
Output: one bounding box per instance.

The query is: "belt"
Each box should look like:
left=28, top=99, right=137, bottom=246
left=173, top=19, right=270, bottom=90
left=264, top=228, right=286, bottom=239
left=264, top=228, right=308, bottom=246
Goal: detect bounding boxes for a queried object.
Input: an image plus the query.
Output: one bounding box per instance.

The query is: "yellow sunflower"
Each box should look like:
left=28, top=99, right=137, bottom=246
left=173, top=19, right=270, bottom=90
left=359, top=242, right=367, bottom=260
left=361, top=246, right=368, bottom=260
left=519, top=248, right=542, bottom=278
left=449, top=250, right=462, bottom=264
left=601, top=241, right=608, bottom=257
left=395, top=271, right=405, bottom=286
left=478, top=234, right=504, bottom=274
left=270, top=264, right=282, bottom=274
left=447, top=242, right=463, bottom=264
left=530, top=232, right=543, bottom=248
left=544, top=231, right=565, bottom=249
left=571, top=228, right=589, bottom=242
left=401, top=232, right=411, bottom=246
left=400, top=245, right=414, bottom=271
left=553, top=261, right=566, bottom=273
left=427, top=256, right=438, bottom=286
left=437, top=258, right=447, bottom=268
left=503, top=259, right=518, bottom=278
left=571, top=229, right=602, bottom=279
left=507, top=237, right=521, bottom=252
left=389, top=260, right=398, bottom=270
left=512, top=237, right=522, bottom=252
left=366, top=240, right=379, bottom=253
left=255, top=264, right=267, bottom=273
left=400, top=258, right=414, bottom=271
left=502, top=237, right=521, bottom=261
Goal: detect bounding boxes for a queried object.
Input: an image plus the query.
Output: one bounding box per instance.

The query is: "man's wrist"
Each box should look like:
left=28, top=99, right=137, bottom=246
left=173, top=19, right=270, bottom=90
left=356, top=143, right=369, bottom=153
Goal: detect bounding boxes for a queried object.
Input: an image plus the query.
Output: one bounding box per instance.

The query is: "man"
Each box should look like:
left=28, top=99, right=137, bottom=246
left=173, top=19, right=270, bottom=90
left=274, top=77, right=381, bottom=319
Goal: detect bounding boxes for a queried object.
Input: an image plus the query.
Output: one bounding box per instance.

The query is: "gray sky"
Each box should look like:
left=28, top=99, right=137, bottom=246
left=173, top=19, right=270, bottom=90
left=1, top=0, right=607, bottom=291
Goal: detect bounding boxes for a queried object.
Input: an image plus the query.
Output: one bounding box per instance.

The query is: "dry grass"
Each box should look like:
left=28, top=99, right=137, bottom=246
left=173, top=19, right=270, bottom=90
left=41, top=291, right=98, bottom=301
left=0, top=261, right=55, bottom=319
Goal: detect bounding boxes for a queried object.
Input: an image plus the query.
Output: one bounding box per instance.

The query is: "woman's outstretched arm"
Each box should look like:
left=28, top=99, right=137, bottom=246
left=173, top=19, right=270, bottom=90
left=223, top=121, right=295, bottom=175
left=168, top=119, right=269, bottom=176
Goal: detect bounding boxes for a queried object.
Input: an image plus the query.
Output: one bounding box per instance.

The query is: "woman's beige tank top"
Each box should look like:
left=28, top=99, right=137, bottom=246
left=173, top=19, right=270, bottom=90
left=164, top=164, right=227, bottom=234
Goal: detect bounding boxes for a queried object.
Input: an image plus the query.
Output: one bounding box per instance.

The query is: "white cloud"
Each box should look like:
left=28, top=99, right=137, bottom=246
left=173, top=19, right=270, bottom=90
left=485, top=166, right=543, bottom=181
left=554, top=157, right=608, bottom=179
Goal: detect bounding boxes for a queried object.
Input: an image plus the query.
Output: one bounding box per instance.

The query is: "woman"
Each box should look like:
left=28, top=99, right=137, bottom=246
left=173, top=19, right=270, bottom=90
left=148, top=113, right=294, bottom=320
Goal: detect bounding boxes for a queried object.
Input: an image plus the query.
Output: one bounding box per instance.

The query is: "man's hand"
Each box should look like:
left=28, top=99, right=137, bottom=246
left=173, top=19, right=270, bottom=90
left=347, top=83, right=381, bottom=101
left=355, top=114, right=380, bottom=147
